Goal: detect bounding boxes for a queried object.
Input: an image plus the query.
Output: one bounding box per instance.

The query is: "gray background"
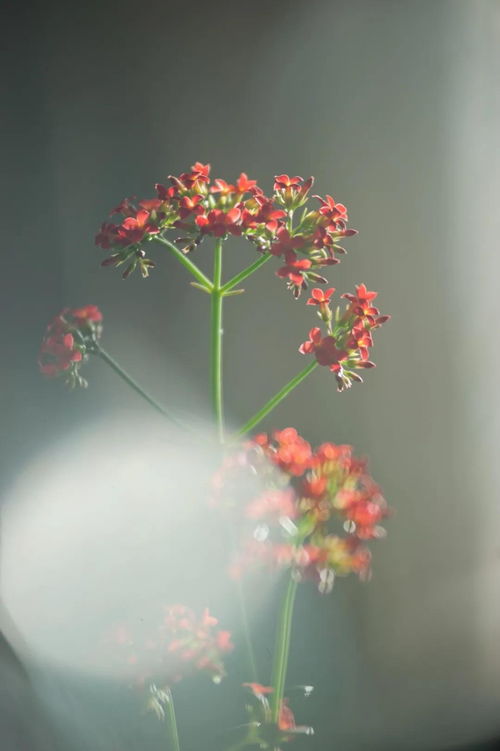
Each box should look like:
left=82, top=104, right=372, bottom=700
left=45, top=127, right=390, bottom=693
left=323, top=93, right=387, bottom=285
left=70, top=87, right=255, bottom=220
left=2, top=1, right=500, bottom=749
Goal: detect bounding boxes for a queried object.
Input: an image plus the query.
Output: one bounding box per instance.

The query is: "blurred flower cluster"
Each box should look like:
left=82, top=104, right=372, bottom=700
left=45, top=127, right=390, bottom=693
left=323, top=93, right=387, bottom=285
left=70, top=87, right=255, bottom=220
left=238, top=683, right=313, bottom=749
left=38, top=158, right=391, bottom=751
left=300, top=284, right=389, bottom=390
left=38, top=305, right=102, bottom=387
left=96, top=162, right=356, bottom=296
left=111, top=605, right=233, bottom=688
left=212, top=428, right=388, bottom=592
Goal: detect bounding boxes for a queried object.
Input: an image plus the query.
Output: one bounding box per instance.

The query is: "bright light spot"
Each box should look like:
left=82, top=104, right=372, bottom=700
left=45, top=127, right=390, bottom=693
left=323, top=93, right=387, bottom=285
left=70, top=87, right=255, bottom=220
left=1, top=416, right=276, bottom=681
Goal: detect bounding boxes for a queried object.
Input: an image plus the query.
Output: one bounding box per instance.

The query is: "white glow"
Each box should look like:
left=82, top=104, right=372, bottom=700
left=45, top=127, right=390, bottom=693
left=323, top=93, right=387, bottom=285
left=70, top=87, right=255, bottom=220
left=1, top=416, right=276, bottom=680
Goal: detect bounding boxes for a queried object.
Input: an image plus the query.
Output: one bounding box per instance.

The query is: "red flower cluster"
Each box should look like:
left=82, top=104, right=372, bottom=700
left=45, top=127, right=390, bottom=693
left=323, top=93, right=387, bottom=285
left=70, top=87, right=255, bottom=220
left=165, top=604, right=233, bottom=684
left=212, top=428, right=389, bottom=590
left=241, top=682, right=313, bottom=746
left=96, top=162, right=356, bottom=296
left=38, top=305, right=102, bottom=388
left=299, top=284, right=389, bottom=391
left=111, top=604, right=233, bottom=688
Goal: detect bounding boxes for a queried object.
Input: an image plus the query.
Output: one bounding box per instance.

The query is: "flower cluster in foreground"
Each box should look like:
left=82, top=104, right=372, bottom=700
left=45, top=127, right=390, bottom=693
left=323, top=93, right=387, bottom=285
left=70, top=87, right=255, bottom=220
left=38, top=305, right=102, bottom=387
left=238, top=683, right=313, bottom=749
left=111, top=605, right=233, bottom=688
left=96, top=162, right=356, bottom=296
left=300, top=284, right=389, bottom=390
left=213, top=428, right=389, bottom=591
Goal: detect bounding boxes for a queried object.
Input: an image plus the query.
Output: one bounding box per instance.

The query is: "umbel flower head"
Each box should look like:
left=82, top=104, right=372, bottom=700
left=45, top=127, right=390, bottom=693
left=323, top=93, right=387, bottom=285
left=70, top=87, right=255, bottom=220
left=110, top=605, right=234, bottom=689
left=96, top=162, right=357, bottom=297
left=213, top=428, right=389, bottom=592
left=38, top=305, right=103, bottom=388
left=300, top=284, right=390, bottom=390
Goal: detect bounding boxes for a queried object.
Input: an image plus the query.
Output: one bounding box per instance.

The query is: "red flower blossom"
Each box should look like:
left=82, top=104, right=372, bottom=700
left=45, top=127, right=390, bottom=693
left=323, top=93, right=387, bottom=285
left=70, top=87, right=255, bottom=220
left=71, top=304, right=103, bottom=325
left=109, top=604, right=233, bottom=690
left=299, top=328, right=347, bottom=368
left=38, top=306, right=103, bottom=388
left=115, top=209, right=160, bottom=246
left=111, top=197, right=136, bottom=217
left=96, top=164, right=358, bottom=292
left=210, top=178, right=235, bottom=195
left=165, top=604, right=233, bottom=682
left=276, top=251, right=312, bottom=298
left=269, top=427, right=313, bottom=476
left=241, top=194, right=286, bottom=234
left=216, top=429, right=389, bottom=588
left=38, top=332, right=82, bottom=377
left=306, top=287, right=335, bottom=307
left=269, top=228, right=305, bottom=257
left=299, top=283, right=388, bottom=390
left=243, top=683, right=274, bottom=696
left=235, top=172, right=257, bottom=193
left=196, top=207, right=242, bottom=237
left=342, top=283, right=379, bottom=318
left=95, top=222, right=119, bottom=250
left=242, top=683, right=313, bottom=742
left=315, top=194, right=348, bottom=226
left=274, top=175, right=314, bottom=210
left=274, top=175, right=304, bottom=191
left=245, top=488, right=297, bottom=521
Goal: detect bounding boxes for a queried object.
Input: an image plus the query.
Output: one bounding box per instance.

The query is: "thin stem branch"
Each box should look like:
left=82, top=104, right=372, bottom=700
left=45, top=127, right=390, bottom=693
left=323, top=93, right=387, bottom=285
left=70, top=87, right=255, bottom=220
left=96, top=346, right=181, bottom=425
left=220, top=253, right=272, bottom=294
left=270, top=574, right=298, bottom=724
left=211, top=239, right=224, bottom=441
left=155, top=235, right=213, bottom=290
left=236, top=360, right=318, bottom=436
left=235, top=575, right=259, bottom=685
left=164, top=686, right=181, bottom=751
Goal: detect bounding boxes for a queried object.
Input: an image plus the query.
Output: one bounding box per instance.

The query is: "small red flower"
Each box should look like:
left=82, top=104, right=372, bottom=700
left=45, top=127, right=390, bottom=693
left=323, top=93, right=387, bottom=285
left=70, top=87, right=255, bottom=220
left=315, top=194, right=348, bottom=225
left=276, top=251, right=312, bottom=297
left=306, top=287, right=335, bottom=306
left=270, top=228, right=305, bottom=257
left=38, top=306, right=103, bottom=387
left=245, top=488, right=297, bottom=521
left=241, top=194, right=286, bottom=234
left=196, top=207, right=242, bottom=237
left=95, top=222, right=119, bottom=250
left=274, top=175, right=314, bottom=209
left=164, top=604, right=233, bottom=682
left=116, top=209, right=160, bottom=246
left=299, top=328, right=347, bottom=368
left=274, top=175, right=303, bottom=191
left=71, top=305, right=103, bottom=325
left=210, top=178, right=235, bottom=195
left=342, top=283, right=379, bottom=318
left=38, top=332, right=82, bottom=377
left=235, top=172, right=257, bottom=192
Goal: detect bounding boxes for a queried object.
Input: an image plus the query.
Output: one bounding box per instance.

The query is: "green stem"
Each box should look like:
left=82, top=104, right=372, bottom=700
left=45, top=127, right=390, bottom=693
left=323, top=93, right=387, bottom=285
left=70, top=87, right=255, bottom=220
left=236, top=575, right=259, bottom=684
left=220, top=253, right=271, bottom=294
left=270, top=574, right=298, bottom=724
left=211, top=239, right=224, bottom=441
left=164, top=686, right=181, bottom=751
left=155, top=235, right=213, bottom=290
left=236, top=360, right=318, bottom=436
left=96, top=346, right=182, bottom=425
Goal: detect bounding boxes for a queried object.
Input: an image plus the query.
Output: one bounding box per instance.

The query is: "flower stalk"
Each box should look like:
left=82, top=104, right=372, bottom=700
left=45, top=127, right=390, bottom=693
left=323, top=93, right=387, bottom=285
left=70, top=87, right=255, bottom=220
left=164, top=686, right=181, bottom=751
left=155, top=235, right=213, bottom=291
left=40, top=162, right=391, bottom=751
left=220, top=253, right=271, bottom=294
left=211, top=238, right=224, bottom=442
left=270, top=574, right=298, bottom=726
left=96, top=345, right=180, bottom=424
left=237, top=360, right=318, bottom=437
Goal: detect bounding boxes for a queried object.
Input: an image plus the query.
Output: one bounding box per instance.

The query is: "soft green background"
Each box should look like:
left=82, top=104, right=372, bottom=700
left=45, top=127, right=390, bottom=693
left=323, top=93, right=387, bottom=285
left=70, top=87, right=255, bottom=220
left=2, top=1, right=500, bottom=749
